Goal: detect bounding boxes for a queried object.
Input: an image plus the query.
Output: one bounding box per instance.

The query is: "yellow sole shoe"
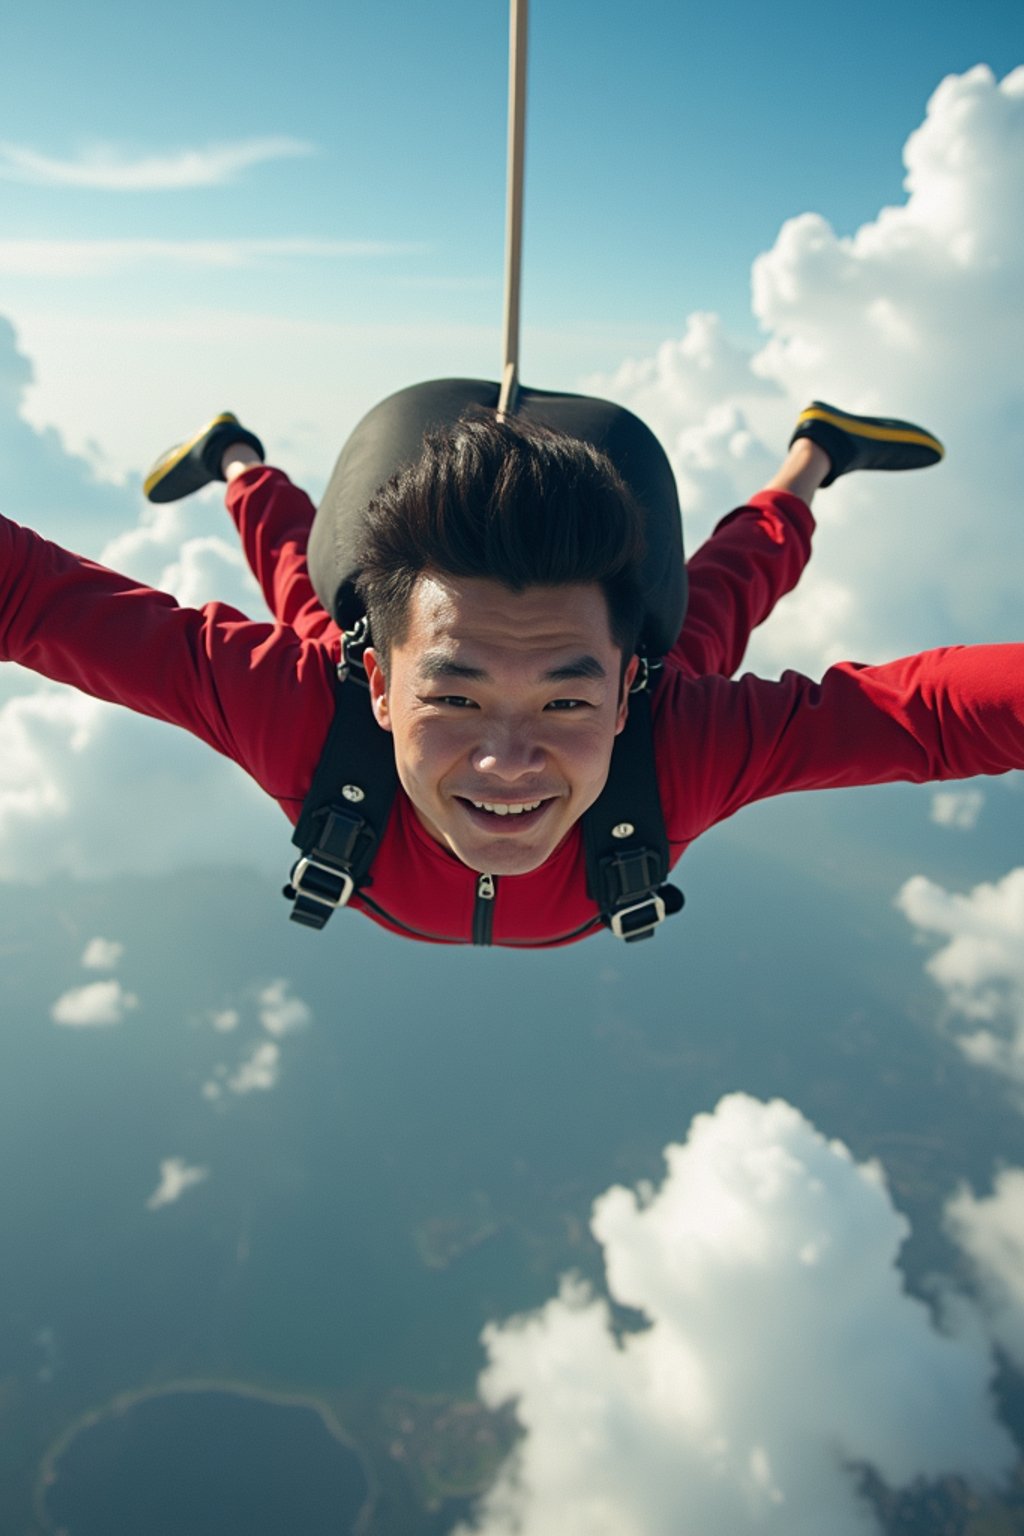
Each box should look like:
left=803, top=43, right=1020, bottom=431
left=790, top=402, right=944, bottom=486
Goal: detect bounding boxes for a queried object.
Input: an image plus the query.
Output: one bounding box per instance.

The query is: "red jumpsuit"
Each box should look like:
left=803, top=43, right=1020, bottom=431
left=1, top=467, right=1021, bottom=946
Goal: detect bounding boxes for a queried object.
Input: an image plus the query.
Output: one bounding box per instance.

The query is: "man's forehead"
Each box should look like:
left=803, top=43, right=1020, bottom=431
left=406, top=570, right=616, bottom=655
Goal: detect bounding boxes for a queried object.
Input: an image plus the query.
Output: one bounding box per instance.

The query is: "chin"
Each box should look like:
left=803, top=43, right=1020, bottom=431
left=452, top=838, right=557, bottom=877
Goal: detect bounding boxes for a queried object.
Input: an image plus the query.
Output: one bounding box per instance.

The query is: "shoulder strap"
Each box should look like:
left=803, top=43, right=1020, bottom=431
left=284, top=624, right=400, bottom=930
left=582, top=665, right=684, bottom=942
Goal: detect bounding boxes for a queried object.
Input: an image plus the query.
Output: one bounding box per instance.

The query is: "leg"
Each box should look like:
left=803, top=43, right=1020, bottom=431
left=672, top=494, right=814, bottom=680
left=143, top=416, right=339, bottom=644
left=223, top=454, right=340, bottom=645
left=672, top=393, right=944, bottom=679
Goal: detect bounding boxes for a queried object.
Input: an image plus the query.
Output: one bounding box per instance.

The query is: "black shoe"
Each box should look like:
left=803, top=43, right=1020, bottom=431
left=143, top=412, right=265, bottom=503
left=789, top=402, right=944, bottom=487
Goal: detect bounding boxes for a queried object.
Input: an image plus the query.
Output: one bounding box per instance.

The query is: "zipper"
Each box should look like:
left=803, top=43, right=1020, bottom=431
left=355, top=879, right=602, bottom=947
left=473, top=873, right=497, bottom=946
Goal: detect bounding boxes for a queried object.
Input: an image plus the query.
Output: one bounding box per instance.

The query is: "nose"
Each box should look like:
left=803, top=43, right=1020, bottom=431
left=471, top=722, right=546, bottom=780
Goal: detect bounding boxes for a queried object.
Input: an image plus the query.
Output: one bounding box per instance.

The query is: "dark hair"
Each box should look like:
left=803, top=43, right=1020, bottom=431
left=354, top=411, right=647, bottom=668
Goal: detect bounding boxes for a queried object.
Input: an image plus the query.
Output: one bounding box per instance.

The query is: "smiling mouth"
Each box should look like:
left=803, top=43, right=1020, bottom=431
left=456, top=797, right=554, bottom=830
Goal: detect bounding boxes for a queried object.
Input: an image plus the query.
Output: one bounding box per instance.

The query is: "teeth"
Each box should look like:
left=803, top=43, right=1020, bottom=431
left=470, top=800, right=543, bottom=816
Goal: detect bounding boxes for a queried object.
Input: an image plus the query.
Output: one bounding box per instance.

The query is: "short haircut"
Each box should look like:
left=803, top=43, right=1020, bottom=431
left=354, top=411, right=647, bottom=670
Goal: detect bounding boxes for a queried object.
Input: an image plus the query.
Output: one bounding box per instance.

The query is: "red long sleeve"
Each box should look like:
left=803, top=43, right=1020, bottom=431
left=0, top=510, right=336, bottom=819
left=655, top=646, right=1024, bottom=854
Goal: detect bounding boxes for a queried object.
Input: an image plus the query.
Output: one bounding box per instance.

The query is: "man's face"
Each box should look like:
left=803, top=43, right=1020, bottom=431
left=364, top=571, right=637, bottom=876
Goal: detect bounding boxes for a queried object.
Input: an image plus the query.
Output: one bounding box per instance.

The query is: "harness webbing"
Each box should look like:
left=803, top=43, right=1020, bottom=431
left=284, top=633, right=399, bottom=931
left=582, top=676, right=684, bottom=941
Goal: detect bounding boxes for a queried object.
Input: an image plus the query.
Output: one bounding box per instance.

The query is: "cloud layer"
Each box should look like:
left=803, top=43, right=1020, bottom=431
left=458, top=1095, right=1013, bottom=1536
left=0, top=137, right=313, bottom=191
left=947, top=1169, right=1024, bottom=1369
left=896, top=867, right=1024, bottom=1084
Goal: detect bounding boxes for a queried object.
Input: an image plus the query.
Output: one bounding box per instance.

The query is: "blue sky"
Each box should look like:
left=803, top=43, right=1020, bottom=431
left=1, top=0, right=1021, bottom=479
left=3, top=4, right=1024, bottom=1531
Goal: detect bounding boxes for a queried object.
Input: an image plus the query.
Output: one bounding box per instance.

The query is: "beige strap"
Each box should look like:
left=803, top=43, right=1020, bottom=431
left=497, top=0, right=528, bottom=420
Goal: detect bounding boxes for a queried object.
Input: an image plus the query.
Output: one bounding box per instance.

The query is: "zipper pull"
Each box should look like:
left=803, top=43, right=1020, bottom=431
left=477, top=873, right=496, bottom=901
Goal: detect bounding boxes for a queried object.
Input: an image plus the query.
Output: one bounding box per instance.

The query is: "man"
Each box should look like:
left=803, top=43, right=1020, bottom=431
left=3, top=402, right=1021, bottom=946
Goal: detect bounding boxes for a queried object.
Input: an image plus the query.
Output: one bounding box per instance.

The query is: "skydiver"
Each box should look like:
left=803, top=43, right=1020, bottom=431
left=1, top=400, right=1021, bottom=946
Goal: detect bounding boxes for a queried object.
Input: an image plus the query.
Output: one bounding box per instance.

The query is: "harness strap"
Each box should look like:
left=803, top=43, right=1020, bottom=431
left=284, top=631, right=399, bottom=930
left=582, top=673, right=684, bottom=942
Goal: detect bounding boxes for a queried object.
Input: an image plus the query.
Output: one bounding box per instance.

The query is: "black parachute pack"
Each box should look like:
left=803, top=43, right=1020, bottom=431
left=285, top=378, right=688, bottom=944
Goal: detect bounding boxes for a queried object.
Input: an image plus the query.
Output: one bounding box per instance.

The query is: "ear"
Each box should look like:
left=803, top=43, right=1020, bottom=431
left=615, top=655, right=640, bottom=733
left=363, top=648, right=393, bottom=732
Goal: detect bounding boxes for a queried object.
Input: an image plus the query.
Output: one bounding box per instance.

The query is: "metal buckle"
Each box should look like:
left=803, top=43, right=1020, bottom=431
left=609, top=891, right=667, bottom=941
left=337, top=617, right=372, bottom=685
left=629, top=654, right=663, bottom=694
left=291, top=855, right=356, bottom=910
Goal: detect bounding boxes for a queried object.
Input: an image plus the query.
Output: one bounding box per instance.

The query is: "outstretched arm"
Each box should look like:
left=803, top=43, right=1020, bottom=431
left=0, top=510, right=336, bottom=820
left=657, top=646, right=1024, bottom=846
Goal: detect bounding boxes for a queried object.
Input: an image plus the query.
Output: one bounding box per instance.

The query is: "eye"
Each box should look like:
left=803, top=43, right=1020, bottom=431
left=545, top=698, right=590, bottom=711
left=427, top=695, right=478, bottom=709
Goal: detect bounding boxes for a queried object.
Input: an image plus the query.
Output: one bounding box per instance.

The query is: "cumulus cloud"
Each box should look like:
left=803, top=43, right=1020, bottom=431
left=208, top=1009, right=240, bottom=1034
left=0, top=136, right=313, bottom=191
left=227, top=1041, right=281, bottom=1095
left=931, top=787, right=985, bottom=830
left=199, top=982, right=309, bottom=1100
left=0, top=237, right=426, bottom=279
left=0, top=315, right=138, bottom=548
left=257, top=979, right=312, bottom=1038
left=145, top=1157, right=210, bottom=1211
left=99, top=502, right=260, bottom=611
left=589, top=65, right=1024, bottom=678
left=896, top=868, right=1024, bottom=1084
left=81, top=937, right=124, bottom=970
left=946, top=1169, right=1024, bottom=1369
left=0, top=684, right=282, bottom=882
left=51, top=979, right=138, bottom=1028
left=457, top=1095, right=1012, bottom=1536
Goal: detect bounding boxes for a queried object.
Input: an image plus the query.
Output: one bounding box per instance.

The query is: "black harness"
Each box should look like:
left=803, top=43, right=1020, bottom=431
left=285, top=378, right=688, bottom=946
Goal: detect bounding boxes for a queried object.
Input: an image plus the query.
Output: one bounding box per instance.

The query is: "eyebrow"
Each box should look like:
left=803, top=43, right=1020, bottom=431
left=418, top=651, right=607, bottom=683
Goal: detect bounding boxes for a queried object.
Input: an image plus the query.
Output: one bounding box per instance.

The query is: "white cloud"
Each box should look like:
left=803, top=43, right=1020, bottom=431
left=0, top=685, right=282, bottom=882
left=931, top=788, right=985, bottom=830
left=99, top=503, right=260, bottom=611
left=257, top=979, right=312, bottom=1038
left=0, top=237, right=427, bottom=279
left=145, top=1157, right=209, bottom=1211
left=227, top=1040, right=281, bottom=1095
left=588, top=65, right=1024, bottom=678
left=946, top=1169, right=1024, bottom=1370
left=51, top=979, right=138, bottom=1028
left=896, top=868, right=1024, bottom=1084
left=0, top=137, right=314, bottom=191
left=456, top=1095, right=1012, bottom=1536
left=81, top=937, right=124, bottom=970
left=208, top=1009, right=240, bottom=1034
